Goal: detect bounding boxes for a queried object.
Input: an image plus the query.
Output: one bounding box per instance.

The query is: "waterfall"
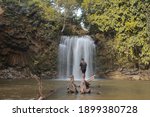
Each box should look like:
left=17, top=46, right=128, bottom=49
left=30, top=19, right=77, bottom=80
left=58, top=35, right=95, bottom=80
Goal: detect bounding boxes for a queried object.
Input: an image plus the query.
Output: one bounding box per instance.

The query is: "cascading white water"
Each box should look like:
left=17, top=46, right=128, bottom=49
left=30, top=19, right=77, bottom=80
left=58, top=35, right=95, bottom=80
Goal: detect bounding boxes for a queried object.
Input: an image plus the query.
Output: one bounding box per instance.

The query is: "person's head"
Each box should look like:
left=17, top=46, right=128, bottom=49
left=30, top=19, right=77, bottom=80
left=81, top=58, right=84, bottom=62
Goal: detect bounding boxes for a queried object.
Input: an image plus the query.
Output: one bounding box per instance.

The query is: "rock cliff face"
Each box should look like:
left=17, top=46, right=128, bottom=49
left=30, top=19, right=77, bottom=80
left=0, top=3, right=59, bottom=79
left=0, top=28, right=29, bottom=67
left=0, top=5, right=31, bottom=68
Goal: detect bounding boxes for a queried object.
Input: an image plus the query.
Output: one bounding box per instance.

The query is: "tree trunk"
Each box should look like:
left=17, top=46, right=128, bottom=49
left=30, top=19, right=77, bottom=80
left=0, top=7, right=4, bottom=15
left=61, top=18, right=66, bottom=32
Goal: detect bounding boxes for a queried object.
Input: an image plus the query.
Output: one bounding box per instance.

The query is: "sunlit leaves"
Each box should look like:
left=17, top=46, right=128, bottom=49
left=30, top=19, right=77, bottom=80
left=82, top=0, right=150, bottom=68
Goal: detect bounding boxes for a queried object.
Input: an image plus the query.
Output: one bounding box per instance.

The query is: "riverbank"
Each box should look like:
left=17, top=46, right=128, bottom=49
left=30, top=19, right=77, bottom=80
left=0, top=67, right=150, bottom=81
left=104, top=69, right=150, bottom=81
left=0, top=67, right=57, bottom=79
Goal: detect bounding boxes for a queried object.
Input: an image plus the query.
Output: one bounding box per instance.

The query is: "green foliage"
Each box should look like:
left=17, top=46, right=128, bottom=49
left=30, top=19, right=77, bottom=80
left=1, top=0, right=150, bottom=71
left=82, top=0, right=150, bottom=69
left=54, top=0, right=79, bottom=16
left=50, top=0, right=82, bottom=30
left=2, top=0, right=62, bottom=40
left=0, top=0, right=62, bottom=74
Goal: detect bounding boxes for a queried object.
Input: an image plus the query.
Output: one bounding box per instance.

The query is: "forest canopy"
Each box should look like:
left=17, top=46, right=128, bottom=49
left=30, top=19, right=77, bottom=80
left=0, top=0, right=150, bottom=70
left=82, top=0, right=150, bottom=69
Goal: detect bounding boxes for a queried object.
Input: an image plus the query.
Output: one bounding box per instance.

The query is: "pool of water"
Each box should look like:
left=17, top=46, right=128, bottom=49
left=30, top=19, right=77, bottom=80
left=0, top=79, right=150, bottom=100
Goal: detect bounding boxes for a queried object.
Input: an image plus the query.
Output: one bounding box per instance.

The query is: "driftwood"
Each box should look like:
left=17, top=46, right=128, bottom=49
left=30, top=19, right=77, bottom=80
left=80, top=80, right=91, bottom=94
left=80, top=75, right=95, bottom=94
left=86, top=75, right=95, bottom=82
left=67, top=75, right=95, bottom=94
left=30, top=73, right=44, bottom=99
left=30, top=73, right=55, bottom=100
left=67, top=75, right=78, bottom=94
left=37, top=89, right=56, bottom=100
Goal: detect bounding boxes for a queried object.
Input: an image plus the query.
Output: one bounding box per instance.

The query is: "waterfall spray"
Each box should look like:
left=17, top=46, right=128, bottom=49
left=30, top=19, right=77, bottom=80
left=58, top=35, right=95, bottom=80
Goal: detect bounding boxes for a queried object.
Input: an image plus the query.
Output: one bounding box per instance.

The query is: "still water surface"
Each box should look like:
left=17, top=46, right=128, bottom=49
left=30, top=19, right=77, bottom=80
left=0, top=79, right=150, bottom=100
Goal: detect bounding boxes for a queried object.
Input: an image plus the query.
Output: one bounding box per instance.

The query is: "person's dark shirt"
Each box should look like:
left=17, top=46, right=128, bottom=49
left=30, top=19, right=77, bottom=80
left=80, top=61, right=87, bottom=70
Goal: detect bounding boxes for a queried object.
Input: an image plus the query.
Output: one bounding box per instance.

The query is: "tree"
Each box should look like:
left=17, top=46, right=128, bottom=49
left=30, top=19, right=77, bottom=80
left=82, top=0, right=150, bottom=69
left=0, top=0, right=62, bottom=72
left=50, top=0, right=81, bottom=32
left=0, top=0, right=61, bottom=98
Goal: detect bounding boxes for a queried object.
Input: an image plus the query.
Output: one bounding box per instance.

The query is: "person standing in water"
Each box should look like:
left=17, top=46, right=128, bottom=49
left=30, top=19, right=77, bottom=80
left=80, top=58, right=87, bottom=80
